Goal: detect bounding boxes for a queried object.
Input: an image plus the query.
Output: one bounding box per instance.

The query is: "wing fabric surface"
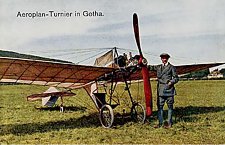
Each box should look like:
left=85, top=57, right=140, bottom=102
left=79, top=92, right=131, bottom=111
left=0, top=57, right=114, bottom=88
left=129, top=63, right=224, bottom=81
left=175, top=63, right=224, bottom=75
left=0, top=57, right=223, bottom=87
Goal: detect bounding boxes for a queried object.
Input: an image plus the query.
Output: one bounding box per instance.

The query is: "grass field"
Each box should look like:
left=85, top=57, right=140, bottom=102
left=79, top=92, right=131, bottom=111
left=0, top=80, right=225, bottom=144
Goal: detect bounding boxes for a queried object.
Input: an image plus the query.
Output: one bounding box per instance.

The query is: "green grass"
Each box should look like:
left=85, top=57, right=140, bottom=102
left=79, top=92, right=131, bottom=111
left=0, top=80, right=225, bottom=144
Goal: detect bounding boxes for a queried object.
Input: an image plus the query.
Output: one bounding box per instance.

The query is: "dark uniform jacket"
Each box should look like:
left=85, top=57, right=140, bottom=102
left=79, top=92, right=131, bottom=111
left=149, top=63, right=179, bottom=96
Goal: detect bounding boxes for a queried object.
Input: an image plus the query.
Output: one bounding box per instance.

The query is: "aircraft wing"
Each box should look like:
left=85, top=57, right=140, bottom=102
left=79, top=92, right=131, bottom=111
left=27, top=91, right=76, bottom=101
left=174, top=63, right=224, bottom=75
left=0, top=57, right=224, bottom=87
left=129, top=62, right=225, bottom=80
left=0, top=57, right=115, bottom=88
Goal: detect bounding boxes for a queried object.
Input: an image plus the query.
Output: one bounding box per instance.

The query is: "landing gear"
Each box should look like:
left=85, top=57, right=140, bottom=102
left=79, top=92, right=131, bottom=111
left=99, top=104, right=114, bottom=128
left=131, top=103, right=146, bottom=123
left=60, top=97, right=64, bottom=112
left=96, top=63, right=147, bottom=128
left=60, top=105, right=64, bottom=112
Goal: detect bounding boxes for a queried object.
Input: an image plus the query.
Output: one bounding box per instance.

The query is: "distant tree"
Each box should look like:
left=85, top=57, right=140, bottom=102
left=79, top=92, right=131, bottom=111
left=0, top=50, right=71, bottom=63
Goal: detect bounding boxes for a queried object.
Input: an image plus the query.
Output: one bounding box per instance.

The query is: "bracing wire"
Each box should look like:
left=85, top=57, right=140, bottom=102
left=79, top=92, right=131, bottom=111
left=27, top=46, right=204, bottom=65
left=117, top=47, right=197, bottom=62
left=75, top=49, right=109, bottom=64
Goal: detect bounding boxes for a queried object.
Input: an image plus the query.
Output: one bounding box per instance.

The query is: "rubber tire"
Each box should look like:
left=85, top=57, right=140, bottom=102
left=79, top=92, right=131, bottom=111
left=131, top=103, right=146, bottom=123
left=99, top=104, right=114, bottom=128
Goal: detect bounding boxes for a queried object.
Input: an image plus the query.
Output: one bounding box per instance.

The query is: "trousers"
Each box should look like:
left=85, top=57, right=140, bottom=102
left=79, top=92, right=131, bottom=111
left=157, top=95, right=174, bottom=125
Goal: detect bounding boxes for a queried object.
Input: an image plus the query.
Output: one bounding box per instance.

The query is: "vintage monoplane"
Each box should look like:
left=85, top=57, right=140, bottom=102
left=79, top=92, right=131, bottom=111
left=0, top=13, right=224, bottom=128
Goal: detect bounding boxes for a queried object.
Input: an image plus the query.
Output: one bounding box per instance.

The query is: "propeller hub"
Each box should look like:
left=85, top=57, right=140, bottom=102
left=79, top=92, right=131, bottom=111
left=142, top=58, right=148, bottom=66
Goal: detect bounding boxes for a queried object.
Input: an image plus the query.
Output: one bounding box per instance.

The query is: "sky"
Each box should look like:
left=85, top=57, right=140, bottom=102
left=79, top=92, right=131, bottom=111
left=0, top=0, right=225, bottom=69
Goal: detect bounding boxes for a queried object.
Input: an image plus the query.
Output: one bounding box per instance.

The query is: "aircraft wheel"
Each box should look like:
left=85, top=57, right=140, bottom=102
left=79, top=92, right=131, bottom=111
left=99, top=104, right=114, bottom=128
left=131, top=103, right=146, bottom=123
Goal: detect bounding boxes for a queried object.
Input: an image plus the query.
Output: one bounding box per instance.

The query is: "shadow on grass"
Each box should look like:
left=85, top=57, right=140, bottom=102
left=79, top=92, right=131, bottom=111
left=35, top=105, right=87, bottom=112
left=0, top=112, right=100, bottom=136
left=146, top=105, right=225, bottom=124
left=174, top=105, right=225, bottom=122
left=0, top=112, right=146, bottom=136
left=1, top=106, right=224, bottom=136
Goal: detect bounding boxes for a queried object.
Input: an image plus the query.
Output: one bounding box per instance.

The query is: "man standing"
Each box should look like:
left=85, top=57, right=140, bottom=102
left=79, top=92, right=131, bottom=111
left=149, top=53, right=179, bottom=128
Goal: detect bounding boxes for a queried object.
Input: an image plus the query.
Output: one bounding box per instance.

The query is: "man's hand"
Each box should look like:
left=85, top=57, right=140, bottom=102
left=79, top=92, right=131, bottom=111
left=168, top=81, right=172, bottom=86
